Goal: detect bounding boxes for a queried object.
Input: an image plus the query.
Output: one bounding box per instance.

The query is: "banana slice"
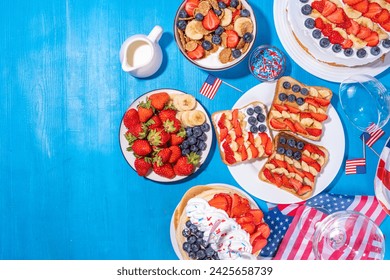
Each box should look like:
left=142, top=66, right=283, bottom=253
left=344, top=4, right=362, bottom=19
left=185, top=20, right=204, bottom=40
left=173, top=94, right=197, bottom=111
left=220, top=8, right=232, bottom=27
left=233, top=17, right=253, bottom=37
left=333, top=27, right=348, bottom=39
left=374, top=24, right=389, bottom=40
left=188, top=110, right=206, bottom=126
left=349, top=34, right=367, bottom=49
left=180, top=111, right=192, bottom=127
left=176, top=111, right=184, bottom=122
left=356, top=17, right=374, bottom=30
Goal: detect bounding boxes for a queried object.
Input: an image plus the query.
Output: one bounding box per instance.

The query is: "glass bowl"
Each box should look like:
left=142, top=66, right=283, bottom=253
left=312, top=211, right=385, bottom=260
left=248, top=45, right=286, bottom=82
left=339, top=74, right=390, bottom=132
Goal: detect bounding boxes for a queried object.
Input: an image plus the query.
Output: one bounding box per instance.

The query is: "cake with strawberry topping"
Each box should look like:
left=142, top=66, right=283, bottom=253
left=268, top=76, right=332, bottom=141
left=173, top=185, right=270, bottom=259
left=289, top=0, right=390, bottom=66
left=259, top=132, right=329, bottom=200
left=211, top=102, right=273, bottom=165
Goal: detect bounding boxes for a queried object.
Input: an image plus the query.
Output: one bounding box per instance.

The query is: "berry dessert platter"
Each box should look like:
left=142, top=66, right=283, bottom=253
left=174, top=0, right=257, bottom=70
left=119, top=89, right=213, bottom=182
left=289, top=0, right=390, bottom=67
left=171, top=184, right=270, bottom=260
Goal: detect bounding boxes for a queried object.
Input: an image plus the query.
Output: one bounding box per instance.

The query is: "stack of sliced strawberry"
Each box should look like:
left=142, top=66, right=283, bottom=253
left=123, top=92, right=199, bottom=179
left=208, top=192, right=270, bottom=254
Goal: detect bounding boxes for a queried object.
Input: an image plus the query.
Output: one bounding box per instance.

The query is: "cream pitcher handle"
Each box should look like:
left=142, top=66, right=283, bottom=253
left=147, top=25, right=163, bottom=43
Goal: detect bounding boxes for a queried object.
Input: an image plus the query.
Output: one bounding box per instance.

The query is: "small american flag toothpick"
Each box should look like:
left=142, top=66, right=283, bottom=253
left=199, top=74, right=243, bottom=99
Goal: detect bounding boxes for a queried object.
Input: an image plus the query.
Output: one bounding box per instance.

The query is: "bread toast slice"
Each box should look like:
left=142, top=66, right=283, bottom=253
left=268, top=76, right=333, bottom=141
left=211, top=101, right=273, bottom=165
left=259, top=132, right=329, bottom=200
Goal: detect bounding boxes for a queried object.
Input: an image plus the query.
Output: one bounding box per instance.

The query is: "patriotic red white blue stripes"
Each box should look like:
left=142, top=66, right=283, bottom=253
left=199, top=74, right=222, bottom=99
left=345, top=158, right=366, bottom=175
left=360, top=123, right=385, bottom=147
left=374, top=137, right=390, bottom=214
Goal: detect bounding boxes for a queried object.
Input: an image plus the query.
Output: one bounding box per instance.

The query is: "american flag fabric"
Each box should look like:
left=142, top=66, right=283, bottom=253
left=262, top=193, right=387, bottom=260
left=345, top=158, right=366, bottom=175
left=360, top=123, right=385, bottom=147
left=199, top=74, right=222, bottom=99
left=374, top=137, right=390, bottom=214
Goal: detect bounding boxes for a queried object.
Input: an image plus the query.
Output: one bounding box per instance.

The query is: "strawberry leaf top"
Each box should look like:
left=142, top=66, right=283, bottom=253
left=187, top=152, right=200, bottom=166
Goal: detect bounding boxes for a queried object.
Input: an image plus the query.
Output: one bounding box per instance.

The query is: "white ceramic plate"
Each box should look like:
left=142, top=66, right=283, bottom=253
left=169, top=183, right=259, bottom=260
left=119, top=89, right=213, bottom=182
left=274, top=0, right=390, bottom=82
left=227, top=82, right=345, bottom=204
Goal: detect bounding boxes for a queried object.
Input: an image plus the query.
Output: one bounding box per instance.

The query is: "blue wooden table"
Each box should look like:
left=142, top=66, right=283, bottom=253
left=0, top=0, right=389, bottom=260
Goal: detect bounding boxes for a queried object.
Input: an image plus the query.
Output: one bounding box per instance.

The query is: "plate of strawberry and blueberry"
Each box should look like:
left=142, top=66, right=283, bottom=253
left=119, top=89, right=213, bottom=182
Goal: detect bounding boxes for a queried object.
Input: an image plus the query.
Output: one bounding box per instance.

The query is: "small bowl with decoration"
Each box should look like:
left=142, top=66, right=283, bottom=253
left=174, top=0, right=257, bottom=71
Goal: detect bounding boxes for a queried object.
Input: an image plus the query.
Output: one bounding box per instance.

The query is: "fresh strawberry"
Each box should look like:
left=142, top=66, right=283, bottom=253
left=297, top=185, right=312, bottom=196
left=285, top=104, right=301, bottom=114
left=231, top=193, right=242, bottom=212
left=163, top=118, right=181, bottom=133
left=309, top=161, right=322, bottom=172
left=322, top=1, right=337, bottom=17
left=248, top=132, right=255, bottom=145
left=147, top=128, right=170, bottom=147
left=300, top=112, right=312, bottom=119
left=146, top=115, right=162, bottom=130
left=263, top=168, right=275, bottom=184
left=294, top=122, right=308, bottom=135
left=184, top=0, right=199, bottom=17
left=232, top=9, right=241, bottom=21
left=374, top=9, right=390, bottom=24
left=327, top=8, right=345, bottom=24
left=346, top=20, right=360, bottom=36
left=241, top=222, right=256, bottom=235
left=168, top=145, right=182, bottom=164
left=154, top=148, right=172, bottom=166
left=219, top=127, right=228, bottom=142
left=303, top=171, right=315, bottom=182
left=137, top=100, right=154, bottom=122
left=363, top=2, right=382, bottom=19
left=170, top=128, right=186, bottom=146
left=352, top=0, right=369, bottom=14
left=311, top=0, right=325, bottom=13
left=158, top=109, right=177, bottom=122
left=218, top=113, right=226, bottom=129
left=218, top=193, right=232, bottom=215
left=336, top=18, right=352, bottom=29
left=271, top=158, right=287, bottom=169
left=315, top=17, right=325, bottom=29
left=306, top=127, right=323, bottom=137
left=290, top=178, right=303, bottom=191
left=302, top=154, right=316, bottom=164
left=365, top=31, right=379, bottom=47
left=270, top=118, right=287, bottom=129
left=134, top=157, right=152, bottom=176
left=341, top=39, right=353, bottom=49
left=149, top=92, right=170, bottom=111
left=132, top=139, right=152, bottom=156
left=239, top=144, right=248, bottom=161
left=249, top=144, right=259, bottom=158
left=173, top=152, right=200, bottom=176
left=265, top=137, right=273, bottom=156
left=304, top=143, right=325, bottom=157
left=273, top=173, right=283, bottom=187
left=208, top=194, right=229, bottom=212
left=311, top=112, right=328, bottom=122
left=343, top=0, right=363, bottom=5
left=255, top=223, right=271, bottom=239
left=258, top=132, right=269, bottom=147
left=248, top=209, right=264, bottom=225
left=231, top=202, right=251, bottom=218
left=305, top=97, right=320, bottom=107
left=187, top=44, right=205, bottom=60
left=273, top=104, right=288, bottom=112
left=251, top=237, right=267, bottom=254
left=284, top=119, right=297, bottom=133
left=222, top=141, right=236, bottom=164
left=153, top=163, right=175, bottom=179
left=314, top=97, right=331, bottom=106
left=382, top=20, right=390, bottom=32
left=225, top=134, right=232, bottom=144
left=292, top=166, right=306, bottom=179
left=356, top=26, right=372, bottom=40
left=123, top=108, right=140, bottom=128
left=236, top=213, right=255, bottom=225
left=322, top=23, right=333, bottom=37
left=329, top=30, right=345, bottom=44
left=232, top=109, right=242, bottom=137
left=226, top=30, right=240, bottom=48
left=202, top=9, right=220, bottom=31
left=127, top=123, right=147, bottom=139
left=282, top=175, right=290, bottom=187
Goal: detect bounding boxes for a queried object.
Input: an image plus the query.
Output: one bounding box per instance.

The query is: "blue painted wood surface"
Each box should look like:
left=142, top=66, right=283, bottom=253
left=0, top=0, right=389, bottom=260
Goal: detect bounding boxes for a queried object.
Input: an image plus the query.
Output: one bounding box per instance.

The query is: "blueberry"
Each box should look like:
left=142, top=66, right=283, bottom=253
left=218, top=1, right=227, bottom=8
left=246, top=107, right=254, bottom=115
left=304, top=18, right=315, bottom=29
left=300, top=0, right=309, bottom=3
left=279, top=93, right=288, bottom=101
left=186, top=127, right=193, bottom=137
left=212, top=252, right=220, bottom=260
left=371, top=46, right=381, bottom=56
left=292, top=84, right=301, bottom=92
left=279, top=137, right=287, bottom=145
left=257, top=113, right=266, bottom=122
left=195, top=13, right=204, bottom=21
left=300, top=87, right=309, bottom=95
left=193, top=127, right=203, bottom=137
left=181, top=140, right=190, bottom=149
left=178, top=9, right=188, bottom=18
left=277, top=146, right=285, bottom=154
left=189, top=251, right=196, bottom=259
left=212, top=34, right=222, bottom=45
left=232, top=49, right=242, bottom=58
left=288, top=94, right=296, bottom=102
left=301, top=4, right=312, bottom=15
left=198, top=133, right=208, bottom=141
left=319, top=38, right=330, bottom=48
left=198, top=238, right=207, bottom=247
left=186, top=220, right=192, bottom=228
left=383, top=39, right=390, bottom=48
left=296, top=97, right=305, bottom=105
left=188, top=235, right=197, bottom=244
left=241, top=9, right=250, bottom=17
left=250, top=125, right=258, bottom=133
left=332, top=44, right=342, bottom=53
left=177, top=20, right=187, bottom=31
left=286, top=149, right=293, bottom=157
left=230, top=0, right=239, bottom=8
left=201, top=123, right=210, bottom=132
left=344, top=48, right=354, bottom=57
left=357, top=48, right=367, bottom=58
left=189, top=224, right=198, bottom=234
left=283, top=81, right=291, bottom=89
left=198, top=142, right=207, bottom=151
left=258, top=124, right=267, bottom=132
left=214, top=9, right=222, bottom=16
left=248, top=116, right=257, bottom=125
left=202, top=40, right=213, bottom=51
left=182, top=148, right=190, bottom=156
left=254, top=106, right=262, bottom=114
left=215, top=26, right=224, bottom=36
left=196, top=249, right=206, bottom=260
left=312, top=29, right=322, bottom=39
left=188, top=136, right=197, bottom=145
left=191, top=243, right=200, bottom=252
left=293, top=151, right=302, bottom=161
left=297, top=141, right=305, bottom=150
left=205, top=246, right=215, bottom=257
left=182, top=228, right=190, bottom=237
left=287, top=138, right=296, bottom=148
left=243, top=32, right=253, bottom=43
left=190, top=145, right=199, bottom=152
left=183, top=242, right=191, bottom=252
